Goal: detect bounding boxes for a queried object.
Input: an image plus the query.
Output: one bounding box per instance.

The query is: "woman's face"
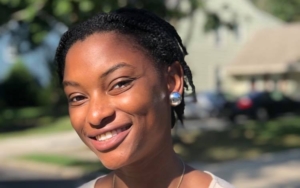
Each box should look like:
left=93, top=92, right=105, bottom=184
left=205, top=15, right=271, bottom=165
left=63, top=32, right=182, bottom=169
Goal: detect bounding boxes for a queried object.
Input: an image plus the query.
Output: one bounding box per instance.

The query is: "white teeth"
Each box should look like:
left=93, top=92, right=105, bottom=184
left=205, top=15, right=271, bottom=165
left=106, top=132, right=112, bottom=139
left=95, top=128, right=125, bottom=141
left=101, top=134, right=106, bottom=140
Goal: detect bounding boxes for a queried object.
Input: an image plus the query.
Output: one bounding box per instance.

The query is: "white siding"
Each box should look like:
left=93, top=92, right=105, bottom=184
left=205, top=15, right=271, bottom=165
left=176, top=0, right=282, bottom=92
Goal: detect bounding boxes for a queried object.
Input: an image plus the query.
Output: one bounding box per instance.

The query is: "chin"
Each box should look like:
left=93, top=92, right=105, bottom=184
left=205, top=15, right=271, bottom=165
left=94, top=150, right=131, bottom=170
left=98, top=158, right=128, bottom=170
left=101, top=162, right=122, bottom=170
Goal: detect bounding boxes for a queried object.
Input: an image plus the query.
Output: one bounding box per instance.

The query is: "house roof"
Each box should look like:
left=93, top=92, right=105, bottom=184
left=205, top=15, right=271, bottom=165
left=226, top=23, right=300, bottom=76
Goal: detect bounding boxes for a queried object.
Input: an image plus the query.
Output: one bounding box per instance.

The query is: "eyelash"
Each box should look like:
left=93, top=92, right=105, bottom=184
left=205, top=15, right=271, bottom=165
left=69, top=95, right=85, bottom=103
left=67, top=79, right=133, bottom=104
left=112, top=80, right=133, bottom=89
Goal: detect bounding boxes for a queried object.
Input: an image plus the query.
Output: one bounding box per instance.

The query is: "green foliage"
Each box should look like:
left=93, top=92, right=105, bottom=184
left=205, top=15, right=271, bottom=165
left=0, top=61, right=54, bottom=108
left=0, top=62, right=40, bottom=107
left=242, top=116, right=300, bottom=143
left=0, top=0, right=229, bottom=49
left=0, top=0, right=233, bottom=111
left=0, top=111, right=70, bottom=138
left=204, top=12, right=221, bottom=32
left=0, top=58, right=67, bottom=109
left=19, top=153, right=109, bottom=173
left=251, top=0, right=300, bottom=22
left=174, top=116, right=300, bottom=162
left=0, top=106, right=48, bottom=132
left=0, top=0, right=203, bottom=46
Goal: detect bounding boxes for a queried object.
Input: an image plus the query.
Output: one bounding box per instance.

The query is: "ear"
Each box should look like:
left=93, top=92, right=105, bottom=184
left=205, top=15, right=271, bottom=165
left=167, top=61, right=184, bottom=95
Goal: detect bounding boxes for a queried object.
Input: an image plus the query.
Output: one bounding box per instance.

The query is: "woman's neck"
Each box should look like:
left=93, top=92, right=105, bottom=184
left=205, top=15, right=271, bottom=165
left=114, top=145, right=184, bottom=188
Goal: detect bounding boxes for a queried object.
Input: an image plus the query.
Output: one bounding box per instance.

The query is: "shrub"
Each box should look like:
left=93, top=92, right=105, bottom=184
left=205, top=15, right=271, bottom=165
left=0, top=61, right=49, bottom=107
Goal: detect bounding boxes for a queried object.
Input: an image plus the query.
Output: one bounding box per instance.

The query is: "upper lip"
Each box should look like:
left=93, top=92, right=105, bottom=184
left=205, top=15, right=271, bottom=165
left=86, top=122, right=132, bottom=138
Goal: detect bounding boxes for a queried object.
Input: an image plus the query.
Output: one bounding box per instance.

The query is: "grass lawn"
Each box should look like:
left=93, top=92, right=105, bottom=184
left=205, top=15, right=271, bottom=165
left=0, top=106, right=72, bottom=139
left=174, top=115, right=300, bottom=162
left=3, top=107, right=300, bottom=170
left=18, top=153, right=110, bottom=174
left=0, top=111, right=72, bottom=140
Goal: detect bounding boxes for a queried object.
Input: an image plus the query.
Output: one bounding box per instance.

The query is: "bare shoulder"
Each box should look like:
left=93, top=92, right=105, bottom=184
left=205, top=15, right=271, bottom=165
left=204, top=171, right=235, bottom=188
left=181, top=165, right=212, bottom=188
left=181, top=165, right=235, bottom=188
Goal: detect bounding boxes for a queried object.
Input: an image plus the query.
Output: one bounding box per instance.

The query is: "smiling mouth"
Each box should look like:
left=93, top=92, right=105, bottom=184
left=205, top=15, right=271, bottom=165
left=91, top=125, right=131, bottom=142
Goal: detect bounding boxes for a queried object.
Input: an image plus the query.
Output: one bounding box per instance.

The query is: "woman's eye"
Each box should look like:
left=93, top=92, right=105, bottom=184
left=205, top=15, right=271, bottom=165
left=108, top=79, right=134, bottom=95
left=69, top=95, right=86, bottom=103
left=113, top=80, right=132, bottom=89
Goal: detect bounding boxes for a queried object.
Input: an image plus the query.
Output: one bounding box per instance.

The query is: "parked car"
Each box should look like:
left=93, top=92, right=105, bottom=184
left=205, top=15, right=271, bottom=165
left=184, top=91, right=233, bottom=119
left=226, top=91, right=300, bottom=122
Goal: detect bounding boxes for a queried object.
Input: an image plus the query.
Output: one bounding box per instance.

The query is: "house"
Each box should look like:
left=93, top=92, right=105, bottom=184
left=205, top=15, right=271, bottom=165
left=175, top=0, right=282, bottom=93
left=225, top=23, right=300, bottom=98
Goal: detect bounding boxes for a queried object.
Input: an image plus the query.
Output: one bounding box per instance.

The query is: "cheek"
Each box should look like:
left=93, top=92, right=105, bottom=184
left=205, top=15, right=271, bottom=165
left=68, top=107, right=86, bottom=134
left=115, top=84, right=169, bottom=119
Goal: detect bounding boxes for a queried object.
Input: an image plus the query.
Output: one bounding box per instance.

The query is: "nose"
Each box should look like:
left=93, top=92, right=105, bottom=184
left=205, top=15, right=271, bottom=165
left=86, top=97, right=115, bottom=128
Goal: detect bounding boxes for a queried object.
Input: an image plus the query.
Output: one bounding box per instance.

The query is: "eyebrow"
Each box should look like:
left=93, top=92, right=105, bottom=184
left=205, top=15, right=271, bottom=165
left=100, top=62, right=134, bottom=78
left=63, top=80, right=80, bottom=88
left=63, top=62, right=134, bottom=88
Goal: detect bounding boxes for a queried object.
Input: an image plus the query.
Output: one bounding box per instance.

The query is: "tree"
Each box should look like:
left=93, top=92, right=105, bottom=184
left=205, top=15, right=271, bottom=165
left=0, top=0, right=204, bottom=107
left=0, top=0, right=203, bottom=46
left=0, top=61, right=49, bottom=107
left=251, top=0, right=300, bottom=22
left=0, top=0, right=240, bottom=51
left=0, top=0, right=236, bottom=108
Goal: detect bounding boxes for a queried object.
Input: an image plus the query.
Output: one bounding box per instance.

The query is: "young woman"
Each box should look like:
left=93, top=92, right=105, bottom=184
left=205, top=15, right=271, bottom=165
left=55, top=7, right=235, bottom=188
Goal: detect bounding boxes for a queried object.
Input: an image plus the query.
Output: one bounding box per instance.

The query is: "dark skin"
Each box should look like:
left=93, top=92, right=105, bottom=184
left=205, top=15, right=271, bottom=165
left=63, top=32, right=212, bottom=188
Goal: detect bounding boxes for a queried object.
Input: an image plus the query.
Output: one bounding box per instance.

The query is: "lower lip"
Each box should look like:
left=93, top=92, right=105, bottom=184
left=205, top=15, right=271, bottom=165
left=89, top=127, right=131, bottom=152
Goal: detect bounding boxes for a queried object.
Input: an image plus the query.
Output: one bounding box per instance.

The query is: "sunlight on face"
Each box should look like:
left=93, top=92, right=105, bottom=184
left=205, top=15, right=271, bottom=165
left=63, top=32, right=173, bottom=169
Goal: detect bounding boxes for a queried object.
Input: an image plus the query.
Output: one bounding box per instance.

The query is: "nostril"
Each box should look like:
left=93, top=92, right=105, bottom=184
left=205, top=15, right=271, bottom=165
left=88, top=113, right=116, bottom=129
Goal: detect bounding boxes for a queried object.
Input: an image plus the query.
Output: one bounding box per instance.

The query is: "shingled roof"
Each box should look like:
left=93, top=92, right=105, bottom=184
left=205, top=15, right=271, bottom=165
left=226, top=24, right=300, bottom=76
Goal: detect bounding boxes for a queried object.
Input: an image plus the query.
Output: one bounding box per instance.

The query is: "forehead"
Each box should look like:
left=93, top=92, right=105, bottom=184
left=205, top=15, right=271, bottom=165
left=69, top=32, right=141, bottom=57
left=67, top=32, right=149, bottom=61
left=64, top=32, right=158, bottom=79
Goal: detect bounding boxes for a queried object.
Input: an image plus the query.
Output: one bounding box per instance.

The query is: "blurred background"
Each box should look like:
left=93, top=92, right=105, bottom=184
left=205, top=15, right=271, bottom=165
left=0, top=0, right=300, bottom=187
